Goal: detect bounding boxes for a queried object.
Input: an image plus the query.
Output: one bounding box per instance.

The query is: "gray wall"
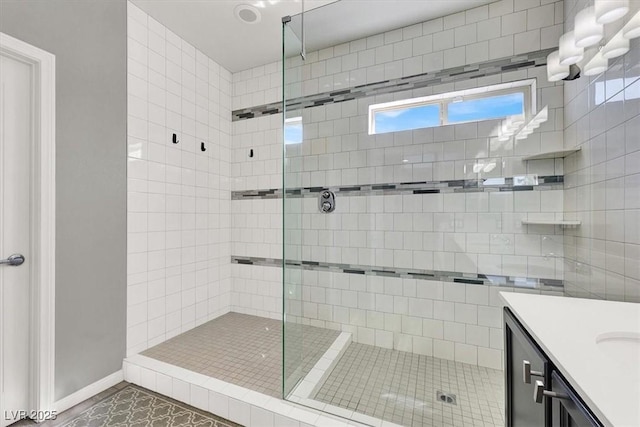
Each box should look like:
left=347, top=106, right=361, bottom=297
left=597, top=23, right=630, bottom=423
left=0, top=0, right=127, bottom=400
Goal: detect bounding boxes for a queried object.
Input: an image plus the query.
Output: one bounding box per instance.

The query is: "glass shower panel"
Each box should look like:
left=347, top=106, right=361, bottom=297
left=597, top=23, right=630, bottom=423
left=283, top=10, right=347, bottom=404
left=280, top=2, right=555, bottom=425
left=282, top=18, right=305, bottom=398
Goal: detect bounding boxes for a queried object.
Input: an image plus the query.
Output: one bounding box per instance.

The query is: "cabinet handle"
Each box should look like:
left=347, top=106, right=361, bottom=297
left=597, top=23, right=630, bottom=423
left=523, top=360, right=543, bottom=384
left=533, top=380, right=570, bottom=404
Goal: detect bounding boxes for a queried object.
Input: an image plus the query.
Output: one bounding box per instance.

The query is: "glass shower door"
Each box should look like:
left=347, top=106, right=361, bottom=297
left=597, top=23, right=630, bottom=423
left=282, top=18, right=304, bottom=398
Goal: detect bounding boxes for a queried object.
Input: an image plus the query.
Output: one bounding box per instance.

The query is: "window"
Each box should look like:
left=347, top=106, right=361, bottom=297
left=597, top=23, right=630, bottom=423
left=368, top=80, right=534, bottom=135
left=284, top=117, right=302, bottom=145
left=373, top=104, right=440, bottom=134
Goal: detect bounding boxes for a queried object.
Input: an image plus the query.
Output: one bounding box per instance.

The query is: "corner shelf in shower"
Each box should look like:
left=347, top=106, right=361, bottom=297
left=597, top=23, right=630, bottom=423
left=521, top=219, right=581, bottom=228
left=522, top=147, right=581, bottom=161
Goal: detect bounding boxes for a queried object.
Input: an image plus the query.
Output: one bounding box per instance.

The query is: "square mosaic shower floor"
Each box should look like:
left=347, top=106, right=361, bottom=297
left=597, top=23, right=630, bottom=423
left=313, top=343, right=505, bottom=427
left=142, top=312, right=340, bottom=398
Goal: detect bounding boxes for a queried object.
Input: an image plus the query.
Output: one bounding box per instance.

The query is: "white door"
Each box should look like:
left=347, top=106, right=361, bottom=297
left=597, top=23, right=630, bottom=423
left=0, top=52, right=32, bottom=427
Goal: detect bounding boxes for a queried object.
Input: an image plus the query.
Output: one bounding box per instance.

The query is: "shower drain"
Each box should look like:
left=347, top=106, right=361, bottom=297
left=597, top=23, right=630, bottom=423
left=436, top=391, right=457, bottom=405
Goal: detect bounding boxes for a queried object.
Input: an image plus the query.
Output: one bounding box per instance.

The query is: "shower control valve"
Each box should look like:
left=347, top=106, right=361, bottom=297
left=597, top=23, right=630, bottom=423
left=319, top=190, right=336, bottom=213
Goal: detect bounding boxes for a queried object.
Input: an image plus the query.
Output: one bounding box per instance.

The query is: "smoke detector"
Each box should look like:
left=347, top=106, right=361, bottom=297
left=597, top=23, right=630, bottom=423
left=235, top=4, right=261, bottom=24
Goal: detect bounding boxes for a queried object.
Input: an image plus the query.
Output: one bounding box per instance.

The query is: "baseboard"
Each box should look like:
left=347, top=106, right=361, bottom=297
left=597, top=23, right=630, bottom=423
left=54, top=370, right=124, bottom=413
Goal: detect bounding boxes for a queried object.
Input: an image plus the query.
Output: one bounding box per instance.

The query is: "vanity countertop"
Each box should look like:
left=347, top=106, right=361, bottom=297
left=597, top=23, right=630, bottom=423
left=500, top=293, right=640, bottom=427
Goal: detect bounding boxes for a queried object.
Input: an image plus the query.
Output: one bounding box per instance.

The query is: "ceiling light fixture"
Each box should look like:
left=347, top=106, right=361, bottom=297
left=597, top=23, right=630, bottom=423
left=547, top=51, right=570, bottom=81
left=546, top=1, right=637, bottom=83
left=559, top=31, right=584, bottom=65
left=602, top=32, right=630, bottom=58
left=623, top=10, right=640, bottom=39
left=595, top=0, right=629, bottom=24
left=575, top=6, right=604, bottom=47
left=235, top=4, right=261, bottom=24
left=583, top=50, right=609, bottom=76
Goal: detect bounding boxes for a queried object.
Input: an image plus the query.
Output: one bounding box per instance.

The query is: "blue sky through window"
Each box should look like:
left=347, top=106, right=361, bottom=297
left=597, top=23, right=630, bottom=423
left=284, top=118, right=302, bottom=144
left=374, top=104, right=440, bottom=134
left=447, top=93, right=524, bottom=123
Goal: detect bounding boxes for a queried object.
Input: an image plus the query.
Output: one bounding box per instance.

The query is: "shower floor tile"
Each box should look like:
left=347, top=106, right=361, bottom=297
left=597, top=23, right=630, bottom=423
left=142, top=312, right=340, bottom=398
left=314, top=343, right=505, bottom=427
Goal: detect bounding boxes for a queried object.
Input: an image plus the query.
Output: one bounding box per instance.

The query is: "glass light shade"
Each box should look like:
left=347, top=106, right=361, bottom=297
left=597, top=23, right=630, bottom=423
left=623, top=11, right=640, bottom=39
left=559, top=32, right=584, bottom=65
left=602, top=33, right=630, bottom=58
left=595, top=0, right=629, bottom=24
left=584, top=51, right=609, bottom=76
left=547, top=51, right=570, bottom=81
left=575, top=7, right=604, bottom=47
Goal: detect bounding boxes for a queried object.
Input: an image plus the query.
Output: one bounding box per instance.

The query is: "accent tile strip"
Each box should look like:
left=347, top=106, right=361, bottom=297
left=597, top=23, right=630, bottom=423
left=231, top=175, right=564, bottom=200
left=231, top=255, right=564, bottom=291
left=232, top=48, right=555, bottom=122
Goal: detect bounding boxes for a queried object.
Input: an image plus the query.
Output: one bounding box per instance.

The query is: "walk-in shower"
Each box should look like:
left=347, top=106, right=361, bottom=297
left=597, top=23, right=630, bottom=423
left=127, top=1, right=570, bottom=425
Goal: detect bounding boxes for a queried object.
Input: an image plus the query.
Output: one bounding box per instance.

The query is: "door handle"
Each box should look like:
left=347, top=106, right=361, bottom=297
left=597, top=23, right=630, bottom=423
left=523, top=360, right=543, bottom=384
left=0, top=254, right=25, bottom=266
left=533, top=380, right=569, bottom=404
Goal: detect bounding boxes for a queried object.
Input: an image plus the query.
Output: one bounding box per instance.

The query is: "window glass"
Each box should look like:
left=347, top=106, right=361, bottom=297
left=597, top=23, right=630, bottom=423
left=284, top=117, right=302, bottom=145
left=368, top=81, right=533, bottom=135
left=373, top=104, right=440, bottom=134
left=447, top=93, right=525, bottom=124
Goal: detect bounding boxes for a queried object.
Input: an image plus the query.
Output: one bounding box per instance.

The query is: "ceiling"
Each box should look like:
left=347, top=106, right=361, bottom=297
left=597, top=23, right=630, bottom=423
left=133, top=0, right=494, bottom=73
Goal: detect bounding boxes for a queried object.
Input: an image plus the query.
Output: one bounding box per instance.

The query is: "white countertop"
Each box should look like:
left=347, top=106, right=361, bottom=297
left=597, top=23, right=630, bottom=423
left=500, top=293, right=640, bottom=427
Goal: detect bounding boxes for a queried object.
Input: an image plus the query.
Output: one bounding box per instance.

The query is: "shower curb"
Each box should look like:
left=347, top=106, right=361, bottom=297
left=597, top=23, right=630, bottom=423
left=290, top=332, right=352, bottom=401
left=123, top=354, right=402, bottom=427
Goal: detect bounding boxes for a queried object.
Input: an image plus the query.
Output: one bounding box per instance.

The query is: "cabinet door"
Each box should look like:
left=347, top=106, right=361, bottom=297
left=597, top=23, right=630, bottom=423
left=505, top=307, right=550, bottom=427
left=551, top=372, right=601, bottom=427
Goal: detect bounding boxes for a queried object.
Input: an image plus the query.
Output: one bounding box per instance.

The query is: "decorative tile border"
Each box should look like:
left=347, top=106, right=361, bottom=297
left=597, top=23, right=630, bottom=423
left=231, top=175, right=563, bottom=200
left=231, top=256, right=564, bottom=291
left=232, top=48, right=555, bottom=121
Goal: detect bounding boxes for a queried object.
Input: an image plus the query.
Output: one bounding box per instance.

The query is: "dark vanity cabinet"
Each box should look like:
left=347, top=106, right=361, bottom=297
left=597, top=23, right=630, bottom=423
left=504, top=308, right=602, bottom=427
left=549, top=372, right=601, bottom=427
left=504, top=306, right=551, bottom=426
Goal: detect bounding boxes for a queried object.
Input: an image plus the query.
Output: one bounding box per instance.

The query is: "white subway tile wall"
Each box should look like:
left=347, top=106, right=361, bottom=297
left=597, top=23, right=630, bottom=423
left=230, top=0, right=568, bottom=368
left=127, top=3, right=233, bottom=355
left=563, top=0, right=640, bottom=303
left=232, top=263, right=563, bottom=370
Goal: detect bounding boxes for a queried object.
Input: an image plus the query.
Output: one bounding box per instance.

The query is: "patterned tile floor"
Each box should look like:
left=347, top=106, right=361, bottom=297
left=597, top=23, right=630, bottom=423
left=314, top=343, right=505, bottom=427
left=59, top=384, right=239, bottom=427
left=142, top=312, right=340, bottom=398
left=9, top=383, right=238, bottom=427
